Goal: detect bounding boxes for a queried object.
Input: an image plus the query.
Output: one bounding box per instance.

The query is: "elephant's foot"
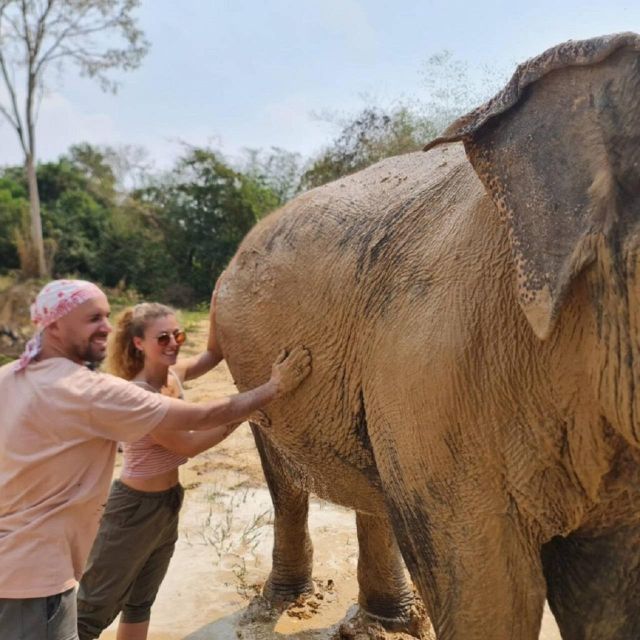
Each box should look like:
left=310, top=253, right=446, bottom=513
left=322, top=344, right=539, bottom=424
left=358, top=592, right=414, bottom=631
left=358, top=589, right=432, bottom=637
left=337, top=602, right=435, bottom=640
left=262, top=573, right=315, bottom=605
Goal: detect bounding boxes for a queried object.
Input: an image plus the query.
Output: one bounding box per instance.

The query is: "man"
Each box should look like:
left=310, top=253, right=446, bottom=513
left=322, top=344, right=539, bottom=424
left=0, top=279, right=311, bottom=639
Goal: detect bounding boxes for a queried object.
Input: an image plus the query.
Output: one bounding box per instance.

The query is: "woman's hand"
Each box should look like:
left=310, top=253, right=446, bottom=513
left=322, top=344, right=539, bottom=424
left=173, top=276, right=225, bottom=383
left=206, top=273, right=224, bottom=361
left=269, top=345, right=312, bottom=397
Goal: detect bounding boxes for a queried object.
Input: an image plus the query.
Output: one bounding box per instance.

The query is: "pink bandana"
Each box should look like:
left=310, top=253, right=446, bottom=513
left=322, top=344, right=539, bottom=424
left=14, top=279, right=105, bottom=372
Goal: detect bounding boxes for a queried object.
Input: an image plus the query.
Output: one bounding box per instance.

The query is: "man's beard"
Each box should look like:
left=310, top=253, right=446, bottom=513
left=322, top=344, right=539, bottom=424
left=74, top=334, right=108, bottom=366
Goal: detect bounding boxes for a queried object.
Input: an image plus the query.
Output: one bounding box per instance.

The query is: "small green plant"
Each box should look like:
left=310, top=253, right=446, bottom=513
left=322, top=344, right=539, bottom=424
left=204, top=484, right=226, bottom=503
left=241, top=509, right=273, bottom=553
left=232, top=557, right=261, bottom=599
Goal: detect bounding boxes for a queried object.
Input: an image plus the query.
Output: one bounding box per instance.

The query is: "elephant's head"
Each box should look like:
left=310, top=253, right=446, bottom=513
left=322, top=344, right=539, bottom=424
left=425, top=33, right=640, bottom=340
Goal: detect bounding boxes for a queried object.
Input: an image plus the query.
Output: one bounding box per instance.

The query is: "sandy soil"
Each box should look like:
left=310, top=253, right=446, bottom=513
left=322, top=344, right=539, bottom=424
left=100, top=320, right=562, bottom=640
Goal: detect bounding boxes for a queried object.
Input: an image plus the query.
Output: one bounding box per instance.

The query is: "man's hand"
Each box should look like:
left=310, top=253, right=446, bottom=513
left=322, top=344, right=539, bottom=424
left=270, top=345, right=312, bottom=397
left=154, top=345, right=312, bottom=437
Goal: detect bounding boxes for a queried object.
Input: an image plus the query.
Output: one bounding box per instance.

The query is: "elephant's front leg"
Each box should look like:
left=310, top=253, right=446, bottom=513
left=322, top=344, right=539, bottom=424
left=356, top=511, right=415, bottom=629
left=250, top=423, right=314, bottom=603
left=542, top=526, right=640, bottom=639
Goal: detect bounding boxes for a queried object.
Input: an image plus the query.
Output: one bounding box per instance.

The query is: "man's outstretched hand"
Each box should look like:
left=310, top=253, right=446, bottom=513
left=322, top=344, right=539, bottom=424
left=270, top=346, right=312, bottom=397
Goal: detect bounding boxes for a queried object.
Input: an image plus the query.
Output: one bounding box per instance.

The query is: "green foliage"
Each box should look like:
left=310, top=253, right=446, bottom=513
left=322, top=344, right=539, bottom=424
left=0, top=178, right=28, bottom=270
left=241, top=147, right=304, bottom=206
left=34, top=148, right=115, bottom=278
left=47, top=190, right=110, bottom=277
left=93, top=199, right=167, bottom=294
left=0, top=0, right=150, bottom=277
left=66, top=144, right=118, bottom=204
left=0, top=143, right=282, bottom=305
left=140, top=148, right=277, bottom=304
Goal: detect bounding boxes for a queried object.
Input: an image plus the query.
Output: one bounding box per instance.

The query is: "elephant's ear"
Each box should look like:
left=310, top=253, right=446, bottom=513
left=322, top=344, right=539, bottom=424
left=425, top=33, right=640, bottom=339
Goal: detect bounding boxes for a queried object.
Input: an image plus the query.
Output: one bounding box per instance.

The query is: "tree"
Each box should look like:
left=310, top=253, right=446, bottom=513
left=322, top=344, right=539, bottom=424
left=36, top=151, right=113, bottom=277
left=139, top=148, right=279, bottom=304
left=241, top=146, right=304, bottom=207
left=0, top=0, right=148, bottom=276
left=0, top=173, right=28, bottom=270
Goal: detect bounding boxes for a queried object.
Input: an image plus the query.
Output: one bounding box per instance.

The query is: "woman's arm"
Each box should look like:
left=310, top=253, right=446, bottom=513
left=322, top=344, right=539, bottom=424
left=171, top=284, right=224, bottom=383
left=150, top=421, right=242, bottom=457
left=151, top=345, right=311, bottom=437
left=170, top=349, right=221, bottom=385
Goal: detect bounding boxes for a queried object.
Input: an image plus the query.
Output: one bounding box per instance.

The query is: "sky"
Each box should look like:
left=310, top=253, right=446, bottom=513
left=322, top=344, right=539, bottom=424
left=1, top=0, right=639, bottom=171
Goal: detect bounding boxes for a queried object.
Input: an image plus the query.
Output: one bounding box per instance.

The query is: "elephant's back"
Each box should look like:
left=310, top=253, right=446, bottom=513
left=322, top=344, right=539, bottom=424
left=238, top=143, right=473, bottom=260
left=215, top=143, right=486, bottom=391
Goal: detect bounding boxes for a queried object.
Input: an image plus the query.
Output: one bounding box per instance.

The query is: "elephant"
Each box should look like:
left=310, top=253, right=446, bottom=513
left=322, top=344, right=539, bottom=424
left=214, top=32, right=640, bottom=640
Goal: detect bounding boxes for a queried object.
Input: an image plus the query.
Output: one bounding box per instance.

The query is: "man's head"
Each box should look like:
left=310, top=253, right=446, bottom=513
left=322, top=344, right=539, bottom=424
left=46, top=292, right=111, bottom=365
left=15, top=280, right=111, bottom=371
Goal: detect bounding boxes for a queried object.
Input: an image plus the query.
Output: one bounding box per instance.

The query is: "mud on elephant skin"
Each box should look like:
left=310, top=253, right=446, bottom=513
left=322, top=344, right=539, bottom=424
left=216, top=33, right=640, bottom=640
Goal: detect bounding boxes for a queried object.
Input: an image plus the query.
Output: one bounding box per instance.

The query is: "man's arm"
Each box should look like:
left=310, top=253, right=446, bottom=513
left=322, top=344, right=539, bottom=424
left=152, top=345, right=311, bottom=436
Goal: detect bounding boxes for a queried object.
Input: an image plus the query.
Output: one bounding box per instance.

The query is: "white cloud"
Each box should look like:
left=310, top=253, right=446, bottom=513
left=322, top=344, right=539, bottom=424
left=0, top=91, right=119, bottom=165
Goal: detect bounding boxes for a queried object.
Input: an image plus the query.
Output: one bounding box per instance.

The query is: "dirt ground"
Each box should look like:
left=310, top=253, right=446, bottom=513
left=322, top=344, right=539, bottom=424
left=95, top=319, right=562, bottom=640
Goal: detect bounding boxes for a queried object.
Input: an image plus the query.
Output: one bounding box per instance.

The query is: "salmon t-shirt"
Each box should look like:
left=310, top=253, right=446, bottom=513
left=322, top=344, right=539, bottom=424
left=0, top=357, right=172, bottom=598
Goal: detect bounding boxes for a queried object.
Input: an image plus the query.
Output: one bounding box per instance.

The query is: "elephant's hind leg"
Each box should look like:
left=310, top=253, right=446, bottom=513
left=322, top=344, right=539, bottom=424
left=383, top=489, right=546, bottom=640
left=251, top=424, right=314, bottom=603
left=355, top=511, right=416, bottom=630
left=366, top=410, right=546, bottom=639
left=542, top=527, right=640, bottom=639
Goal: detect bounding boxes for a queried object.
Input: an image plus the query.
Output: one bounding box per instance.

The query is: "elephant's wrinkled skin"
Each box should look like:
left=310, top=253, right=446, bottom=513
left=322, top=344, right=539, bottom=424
left=215, top=33, right=640, bottom=639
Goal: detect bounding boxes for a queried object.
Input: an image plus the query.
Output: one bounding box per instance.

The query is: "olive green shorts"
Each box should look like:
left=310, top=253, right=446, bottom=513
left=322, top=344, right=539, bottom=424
left=76, top=480, right=183, bottom=640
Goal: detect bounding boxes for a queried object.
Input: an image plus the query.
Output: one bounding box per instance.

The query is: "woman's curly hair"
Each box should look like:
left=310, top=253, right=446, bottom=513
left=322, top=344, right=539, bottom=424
left=106, top=302, right=175, bottom=380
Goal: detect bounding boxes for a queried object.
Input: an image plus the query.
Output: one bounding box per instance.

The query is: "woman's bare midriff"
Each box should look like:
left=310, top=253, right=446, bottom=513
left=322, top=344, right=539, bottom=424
left=120, top=467, right=180, bottom=492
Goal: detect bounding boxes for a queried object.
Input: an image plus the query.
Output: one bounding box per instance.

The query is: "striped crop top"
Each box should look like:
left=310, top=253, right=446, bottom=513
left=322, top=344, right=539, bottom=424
left=121, top=370, right=189, bottom=478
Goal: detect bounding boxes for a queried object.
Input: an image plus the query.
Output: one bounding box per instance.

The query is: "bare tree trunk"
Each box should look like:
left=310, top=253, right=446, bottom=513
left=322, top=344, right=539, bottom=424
left=25, top=153, right=47, bottom=277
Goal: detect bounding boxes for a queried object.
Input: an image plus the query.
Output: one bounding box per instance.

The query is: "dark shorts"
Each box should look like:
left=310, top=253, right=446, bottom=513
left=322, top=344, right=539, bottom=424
left=76, top=480, right=183, bottom=640
left=0, top=587, right=78, bottom=640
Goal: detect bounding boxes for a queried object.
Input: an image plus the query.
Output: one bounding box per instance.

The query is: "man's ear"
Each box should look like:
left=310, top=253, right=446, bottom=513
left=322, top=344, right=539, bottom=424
left=45, top=321, right=61, bottom=338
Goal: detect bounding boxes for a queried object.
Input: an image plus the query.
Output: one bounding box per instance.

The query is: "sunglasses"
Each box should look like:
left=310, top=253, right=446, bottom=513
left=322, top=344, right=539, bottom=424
left=156, top=329, right=187, bottom=347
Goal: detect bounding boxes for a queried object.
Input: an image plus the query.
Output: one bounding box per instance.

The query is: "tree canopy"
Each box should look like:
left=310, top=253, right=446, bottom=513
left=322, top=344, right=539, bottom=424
left=0, top=144, right=284, bottom=304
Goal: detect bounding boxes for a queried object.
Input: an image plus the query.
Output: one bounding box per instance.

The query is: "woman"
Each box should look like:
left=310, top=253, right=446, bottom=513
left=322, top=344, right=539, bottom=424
left=76, top=300, right=300, bottom=640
